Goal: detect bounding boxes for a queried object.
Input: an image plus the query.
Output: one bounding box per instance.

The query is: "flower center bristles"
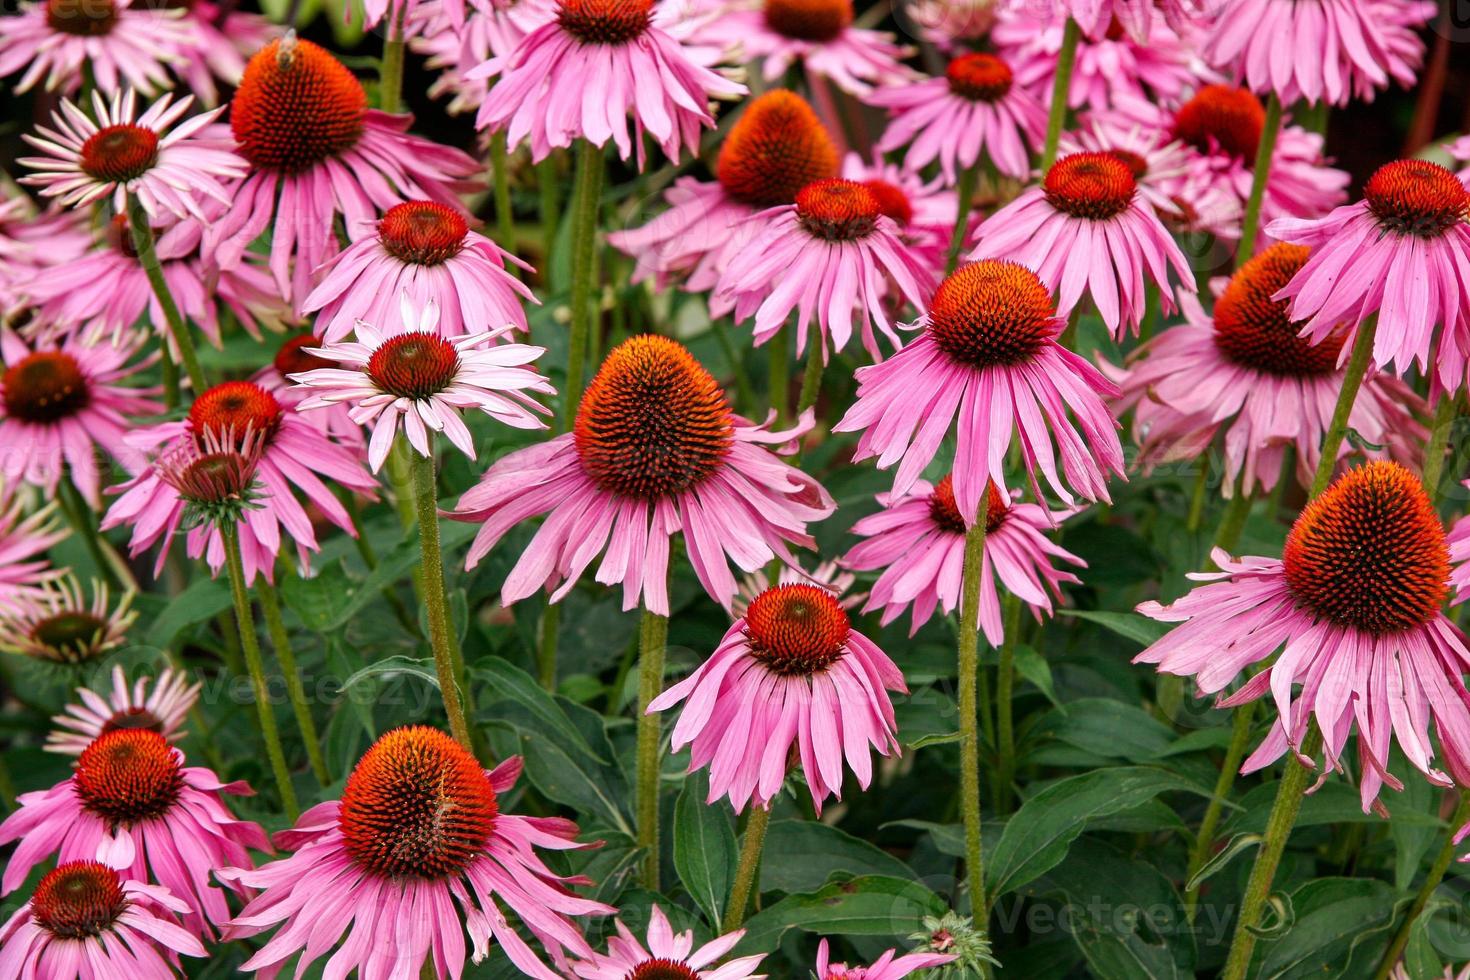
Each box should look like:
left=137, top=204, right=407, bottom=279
left=1107, top=149, right=1149, bottom=180
left=231, top=37, right=367, bottom=174
left=46, top=0, right=117, bottom=36
left=928, top=475, right=1007, bottom=534
left=717, top=90, right=839, bottom=208
left=764, top=0, right=851, bottom=40
left=2, top=351, right=91, bottom=423
left=273, top=333, right=333, bottom=380
left=574, top=335, right=734, bottom=499
left=189, top=381, right=283, bottom=447
left=80, top=125, right=159, bottom=183
left=796, top=179, right=881, bottom=240
left=74, top=729, right=184, bottom=827
left=31, top=611, right=108, bottom=664
left=1364, top=160, right=1470, bottom=238
left=30, top=862, right=127, bottom=940
left=862, top=179, right=912, bottom=226
left=1043, top=152, right=1136, bottom=220
left=379, top=202, right=468, bottom=266
left=945, top=52, right=1012, bottom=101
left=338, top=726, right=498, bottom=880
left=927, top=260, right=1056, bottom=368
left=366, top=333, right=461, bottom=400
left=556, top=0, right=652, bottom=44
left=1283, top=461, right=1449, bottom=634
left=1213, top=242, right=1343, bottom=375
left=745, top=584, right=850, bottom=675
left=1172, top=85, right=1265, bottom=162
left=101, top=707, right=165, bottom=734
left=628, top=960, right=701, bottom=980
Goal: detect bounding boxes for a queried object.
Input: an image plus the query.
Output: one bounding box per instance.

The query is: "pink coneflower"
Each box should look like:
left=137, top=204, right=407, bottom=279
left=0, top=728, right=270, bottom=938
left=693, top=0, right=914, bottom=96
left=170, top=0, right=279, bottom=107
left=0, top=329, right=159, bottom=508
left=289, top=295, right=554, bottom=471
left=969, top=152, right=1194, bottom=339
left=0, top=193, right=91, bottom=316
left=1202, top=0, right=1435, bottom=106
left=472, top=0, right=745, bottom=166
left=649, top=582, right=905, bottom=812
left=449, top=335, right=835, bottom=616
left=0, top=489, right=67, bottom=604
left=1047, top=0, right=1215, bottom=41
left=221, top=726, right=612, bottom=979
left=0, top=576, right=136, bottom=666
left=207, top=36, right=481, bottom=307
left=0, top=861, right=206, bottom=979
left=840, top=153, right=958, bottom=275
left=609, top=89, right=838, bottom=303
left=1110, top=243, right=1427, bottom=497
left=250, top=332, right=365, bottom=449
left=47, top=665, right=198, bottom=755
left=844, top=476, right=1084, bottom=643
left=0, top=0, right=192, bottom=96
left=903, top=0, right=994, bottom=51
left=19, top=89, right=244, bottom=222
left=814, top=938, right=954, bottom=980
left=1137, top=461, right=1470, bottom=812
left=303, top=201, right=535, bottom=342
left=1362, top=0, right=1437, bottom=101
left=409, top=0, right=558, bottom=114
left=868, top=51, right=1046, bottom=185
left=835, top=260, right=1125, bottom=518
left=570, top=905, right=766, bottom=980
left=716, top=178, right=935, bottom=361
left=1268, top=160, right=1470, bottom=391
left=734, top=558, right=859, bottom=619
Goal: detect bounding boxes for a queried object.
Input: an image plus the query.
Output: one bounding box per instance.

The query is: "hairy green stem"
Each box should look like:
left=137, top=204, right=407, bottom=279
left=796, top=341, right=824, bottom=416
left=378, top=6, right=407, bottom=113
left=723, top=804, right=771, bottom=931
left=1308, top=317, right=1378, bottom=498
left=994, top=594, right=1023, bottom=812
left=1421, top=393, right=1458, bottom=498
left=563, top=140, right=605, bottom=431
left=636, top=607, right=669, bottom=889
left=1040, top=18, right=1081, bottom=169
left=410, top=450, right=474, bottom=750
left=490, top=131, right=516, bottom=269
left=1184, top=700, right=1256, bottom=920
left=1185, top=459, right=1211, bottom=533
left=1212, top=482, right=1253, bottom=556
left=128, top=196, right=205, bottom=404
left=257, top=578, right=330, bottom=786
left=1235, top=93, right=1283, bottom=268
left=958, top=517, right=991, bottom=924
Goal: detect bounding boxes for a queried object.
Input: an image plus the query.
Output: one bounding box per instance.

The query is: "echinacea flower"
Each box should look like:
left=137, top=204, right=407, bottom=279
left=969, top=151, right=1195, bottom=338
left=0, top=489, right=68, bottom=604
left=303, top=200, right=536, bottom=343
left=47, top=664, right=198, bottom=754
left=290, top=295, right=554, bottom=471
left=0, top=861, right=206, bottom=979
left=839, top=153, right=957, bottom=274
left=0, top=576, right=136, bottom=667
left=868, top=51, right=1046, bottom=184
left=814, top=938, right=954, bottom=980
left=1048, top=0, right=1214, bottom=41
left=902, top=0, right=995, bottom=51
left=207, top=36, right=481, bottom=307
left=20, top=89, right=244, bottom=222
left=449, top=335, right=835, bottom=616
left=610, top=89, right=839, bottom=302
left=250, top=332, right=366, bottom=449
left=716, top=178, right=936, bottom=361
left=0, top=0, right=193, bottom=97
left=734, top=558, right=859, bottom=619
left=221, top=726, right=612, bottom=979
left=649, top=582, right=906, bottom=812
left=408, top=0, right=558, bottom=115
left=570, top=905, right=765, bottom=980
left=1268, top=160, right=1470, bottom=391
left=0, top=728, right=270, bottom=938
left=844, top=477, right=1084, bottom=643
left=472, top=0, right=745, bottom=167
left=169, top=0, right=279, bottom=107
left=1110, top=243, right=1427, bottom=497
left=0, top=328, right=159, bottom=508
left=1136, top=461, right=1470, bottom=812
left=835, top=260, right=1125, bottom=518
left=0, top=191, right=92, bottom=316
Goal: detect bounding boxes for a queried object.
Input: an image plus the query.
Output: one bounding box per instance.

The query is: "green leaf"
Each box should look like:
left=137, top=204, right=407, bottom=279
left=734, top=876, right=947, bottom=956
left=1185, top=833, right=1261, bottom=893
left=906, top=730, right=963, bottom=750
left=1012, top=645, right=1064, bottom=710
left=500, top=721, right=632, bottom=834
left=759, top=820, right=918, bottom=894
left=472, top=658, right=608, bottom=764
left=320, top=521, right=478, bottom=632
left=1258, top=877, right=1401, bottom=980
left=1032, top=699, right=1178, bottom=763
left=341, top=655, right=439, bottom=691
left=673, top=772, right=737, bottom=927
left=1063, top=610, right=1170, bottom=647
left=1223, top=780, right=1444, bottom=836
left=145, top=577, right=231, bottom=648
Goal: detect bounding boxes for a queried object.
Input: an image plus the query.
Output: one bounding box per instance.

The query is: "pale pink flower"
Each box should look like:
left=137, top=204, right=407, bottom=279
left=814, top=937, right=955, bottom=980
left=0, top=0, right=192, bottom=96
left=47, top=665, right=199, bottom=755
left=409, top=0, right=557, bottom=114
left=570, top=905, right=765, bottom=980
left=0, top=489, right=68, bottom=604
left=0, top=193, right=91, bottom=316
left=170, top=0, right=279, bottom=107
left=0, top=576, right=136, bottom=665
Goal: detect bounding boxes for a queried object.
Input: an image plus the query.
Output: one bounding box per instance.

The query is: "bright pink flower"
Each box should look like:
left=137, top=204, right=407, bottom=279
left=1109, top=243, right=1427, bottom=498
left=170, top=0, right=279, bottom=107
left=221, top=726, right=612, bottom=980
left=0, top=728, right=270, bottom=938
left=1268, top=160, right=1470, bottom=390
left=1043, top=0, right=1217, bottom=41
left=0, top=489, right=67, bottom=604
left=449, top=335, right=835, bottom=616
left=208, top=37, right=481, bottom=307
left=716, top=178, right=936, bottom=361
left=1361, top=0, right=1437, bottom=101
left=649, top=582, right=906, bottom=812
left=0, top=192, right=91, bottom=316
left=0, top=576, right=136, bottom=665
left=815, top=937, right=955, bottom=980
left=0, top=0, right=193, bottom=96
left=0, top=329, right=159, bottom=508
left=1137, top=462, right=1470, bottom=813
left=844, top=477, right=1084, bottom=644
left=472, top=0, right=745, bottom=167
left=835, top=260, right=1125, bottom=518
left=969, top=152, right=1195, bottom=339
left=839, top=153, right=958, bottom=275
left=868, top=51, right=1045, bottom=185
left=250, top=332, right=366, bottom=450
left=570, top=905, right=766, bottom=980
left=0, top=861, right=206, bottom=979
left=409, top=0, right=557, bottom=114
left=48, top=665, right=199, bottom=755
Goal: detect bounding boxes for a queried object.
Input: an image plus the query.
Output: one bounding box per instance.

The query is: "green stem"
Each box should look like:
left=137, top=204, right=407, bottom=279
left=724, top=804, right=771, bottom=931
left=796, top=341, right=824, bottom=416
left=490, top=131, right=516, bottom=269
left=538, top=155, right=561, bottom=261
left=958, top=517, right=991, bottom=925
left=1040, top=18, right=1081, bottom=170
left=1185, top=459, right=1210, bottom=534
left=1212, top=483, right=1253, bottom=556
left=994, top=594, right=1023, bottom=812
left=1220, top=726, right=1323, bottom=980
left=221, top=524, right=299, bottom=821
left=538, top=603, right=560, bottom=691
left=767, top=327, right=791, bottom=424
left=257, top=578, right=330, bottom=786
left=1184, top=699, right=1256, bottom=920
left=636, top=606, right=669, bottom=889
left=127, top=197, right=206, bottom=401
left=945, top=165, right=978, bottom=275
left=409, top=450, right=474, bottom=750
left=378, top=5, right=407, bottom=114
left=1235, top=93, right=1283, bottom=268
left=562, top=140, right=605, bottom=431
left=1421, top=392, right=1458, bottom=498
left=1308, top=317, right=1378, bottom=498
left=1372, top=792, right=1470, bottom=979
